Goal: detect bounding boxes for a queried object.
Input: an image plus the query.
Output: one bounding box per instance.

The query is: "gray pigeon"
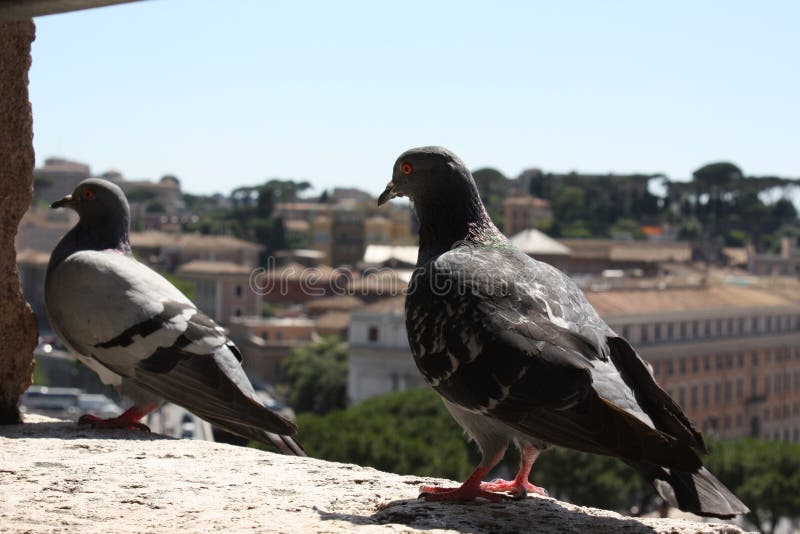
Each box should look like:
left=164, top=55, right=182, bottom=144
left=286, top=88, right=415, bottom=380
left=44, top=178, right=304, bottom=455
left=378, top=146, right=748, bottom=517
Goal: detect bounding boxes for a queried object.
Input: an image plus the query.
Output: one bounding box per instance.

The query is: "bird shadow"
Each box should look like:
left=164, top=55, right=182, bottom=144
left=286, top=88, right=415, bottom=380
left=0, top=419, right=172, bottom=442
left=316, top=494, right=659, bottom=534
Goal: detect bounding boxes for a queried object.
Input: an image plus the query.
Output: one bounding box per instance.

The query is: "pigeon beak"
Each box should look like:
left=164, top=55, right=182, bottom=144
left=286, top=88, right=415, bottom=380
left=377, top=181, right=398, bottom=207
left=50, top=194, right=74, bottom=209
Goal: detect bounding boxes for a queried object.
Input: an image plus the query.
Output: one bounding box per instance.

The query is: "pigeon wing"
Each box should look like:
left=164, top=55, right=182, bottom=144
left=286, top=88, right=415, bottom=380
left=46, top=251, right=300, bottom=444
left=407, top=253, right=701, bottom=470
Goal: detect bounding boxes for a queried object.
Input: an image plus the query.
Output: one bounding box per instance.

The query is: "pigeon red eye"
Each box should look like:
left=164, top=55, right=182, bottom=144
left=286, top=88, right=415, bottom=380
left=83, top=189, right=95, bottom=200
left=401, top=163, right=413, bottom=175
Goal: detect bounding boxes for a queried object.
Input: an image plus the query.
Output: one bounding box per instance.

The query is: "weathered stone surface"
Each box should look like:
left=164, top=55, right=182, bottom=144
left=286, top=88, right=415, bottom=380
left=0, top=20, right=37, bottom=424
left=0, top=416, right=749, bottom=533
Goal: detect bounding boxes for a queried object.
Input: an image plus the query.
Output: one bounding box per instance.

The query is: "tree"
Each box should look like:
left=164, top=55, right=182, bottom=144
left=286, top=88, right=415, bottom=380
left=286, top=388, right=474, bottom=480
left=704, top=439, right=800, bottom=534
left=145, top=201, right=165, bottom=213
left=283, top=337, right=348, bottom=415
left=472, top=167, right=508, bottom=229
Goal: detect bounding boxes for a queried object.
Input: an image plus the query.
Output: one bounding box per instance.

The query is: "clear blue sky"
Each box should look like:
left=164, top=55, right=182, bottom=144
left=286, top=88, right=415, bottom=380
left=30, top=0, right=800, bottom=196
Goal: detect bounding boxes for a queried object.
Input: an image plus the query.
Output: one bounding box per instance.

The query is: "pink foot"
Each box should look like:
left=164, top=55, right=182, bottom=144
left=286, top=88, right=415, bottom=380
left=419, top=484, right=507, bottom=502
left=480, top=478, right=548, bottom=499
left=77, top=406, right=152, bottom=432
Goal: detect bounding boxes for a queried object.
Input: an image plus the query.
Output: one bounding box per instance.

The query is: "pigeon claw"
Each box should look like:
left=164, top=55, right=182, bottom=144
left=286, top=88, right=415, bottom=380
left=77, top=413, right=151, bottom=432
left=419, top=484, right=508, bottom=502
left=480, top=478, right=549, bottom=499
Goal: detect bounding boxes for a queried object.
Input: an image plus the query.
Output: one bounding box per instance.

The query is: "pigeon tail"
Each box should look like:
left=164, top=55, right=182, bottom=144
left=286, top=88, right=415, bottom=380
left=205, top=415, right=306, bottom=456
left=631, top=462, right=749, bottom=518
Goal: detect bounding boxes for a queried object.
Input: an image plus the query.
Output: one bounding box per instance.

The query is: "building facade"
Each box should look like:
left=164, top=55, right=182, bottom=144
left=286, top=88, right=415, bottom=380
left=347, top=297, right=425, bottom=403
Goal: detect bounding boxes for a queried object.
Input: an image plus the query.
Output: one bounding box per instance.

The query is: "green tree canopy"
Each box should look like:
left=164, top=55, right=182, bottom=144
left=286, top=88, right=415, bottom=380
left=283, top=337, right=348, bottom=415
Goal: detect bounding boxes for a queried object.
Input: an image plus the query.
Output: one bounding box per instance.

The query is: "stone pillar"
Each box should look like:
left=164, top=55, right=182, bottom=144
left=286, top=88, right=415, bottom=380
left=0, top=20, right=37, bottom=424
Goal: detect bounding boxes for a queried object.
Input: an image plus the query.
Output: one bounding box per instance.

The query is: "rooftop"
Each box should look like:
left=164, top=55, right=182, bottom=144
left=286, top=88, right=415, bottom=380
left=363, top=245, right=418, bottom=265
left=509, top=229, right=571, bottom=256
left=176, top=260, right=253, bottom=275
left=131, top=231, right=263, bottom=251
left=558, top=239, right=691, bottom=262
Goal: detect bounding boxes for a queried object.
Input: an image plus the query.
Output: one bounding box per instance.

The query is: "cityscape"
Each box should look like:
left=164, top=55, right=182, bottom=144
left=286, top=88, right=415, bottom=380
left=3, top=2, right=800, bottom=533
left=14, top=153, right=800, bottom=532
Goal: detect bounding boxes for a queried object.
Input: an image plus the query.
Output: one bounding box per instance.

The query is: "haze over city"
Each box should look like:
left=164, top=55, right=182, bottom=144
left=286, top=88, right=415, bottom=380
left=30, top=0, right=800, bottom=196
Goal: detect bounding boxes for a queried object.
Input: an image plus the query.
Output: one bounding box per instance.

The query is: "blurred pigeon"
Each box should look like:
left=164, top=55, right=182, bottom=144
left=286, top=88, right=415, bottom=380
left=378, top=147, right=747, bottom=517
left=45, top=178, right=304, bottom=455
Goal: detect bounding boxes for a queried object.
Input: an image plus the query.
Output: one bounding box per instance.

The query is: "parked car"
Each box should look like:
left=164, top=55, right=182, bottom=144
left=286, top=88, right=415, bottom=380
left=20, top=386, right=82, bottom=419
left=77, top=393, right=121, bottom=419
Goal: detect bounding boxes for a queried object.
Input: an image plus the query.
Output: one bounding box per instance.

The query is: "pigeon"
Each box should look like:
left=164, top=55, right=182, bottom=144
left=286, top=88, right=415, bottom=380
left=44, top=178, right=304, bottom=455
left=378, top=146, right=748, bottom=517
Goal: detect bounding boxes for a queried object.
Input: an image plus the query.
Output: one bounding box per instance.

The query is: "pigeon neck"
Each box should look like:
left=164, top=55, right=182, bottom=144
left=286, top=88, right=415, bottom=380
left=48, top=214, right=132, bottom=272
left=414, top=192, right=503, bottom=265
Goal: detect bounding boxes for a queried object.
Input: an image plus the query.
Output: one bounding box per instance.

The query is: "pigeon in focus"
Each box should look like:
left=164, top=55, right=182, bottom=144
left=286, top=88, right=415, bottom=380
left=378, top=146, right=748, bottom=517
left=44, top=178, right=304, bottom=455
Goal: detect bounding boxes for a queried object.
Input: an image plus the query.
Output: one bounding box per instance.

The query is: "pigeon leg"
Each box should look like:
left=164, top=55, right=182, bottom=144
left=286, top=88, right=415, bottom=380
left=420, top=451, right=507, bottom=502
left=78, top=404, right=158, bottom=431
left=480, top=445, right=548, bottom=498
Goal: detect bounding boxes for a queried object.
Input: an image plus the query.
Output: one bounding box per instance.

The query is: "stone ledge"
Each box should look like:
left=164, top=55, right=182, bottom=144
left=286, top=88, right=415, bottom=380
left=0, top=416, right=748, bottom=533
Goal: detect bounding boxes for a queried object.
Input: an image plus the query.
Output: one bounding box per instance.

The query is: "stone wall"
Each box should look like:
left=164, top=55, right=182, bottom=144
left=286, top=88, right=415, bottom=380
left=0, top=416, right=748, bottom=533
left=0, top=20, right=37, bottom=424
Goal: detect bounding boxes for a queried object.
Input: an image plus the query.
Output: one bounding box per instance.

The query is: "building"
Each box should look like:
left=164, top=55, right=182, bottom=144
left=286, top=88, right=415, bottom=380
left=175, top=261, right=260, bottom=323
left=590, top=285, right=800, bottom=442
left=251, top=262, right=350, bottom=304
left=364, top=216, right=393, bottom=245
left=557, top=238, right=692, bottom=275
left=347, top=296, right=425, bottom=403
left=749, top=237, right=800, bottom=277
left=227, top=316, right=317, bottom=383
left=33, top=157, right=91, bottom=203
left=15, top=208, right=74, bottom=253
left=346, top=280, right=800, bottom=443
left=502, top=195, right=553, bottom=236
left=131, top=231, right=262, bottom=271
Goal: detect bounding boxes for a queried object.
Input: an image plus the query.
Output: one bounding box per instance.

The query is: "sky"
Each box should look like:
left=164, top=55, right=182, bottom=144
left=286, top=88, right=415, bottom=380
left=29, top=0, right=800, bottom=196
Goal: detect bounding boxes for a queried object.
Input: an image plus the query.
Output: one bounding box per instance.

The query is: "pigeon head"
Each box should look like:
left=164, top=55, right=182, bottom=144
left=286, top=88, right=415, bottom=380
left=48, top=178, right=132, bottom=266
left=379, top=146, right=501, bottom=262
left=378, top=146, right=473, bottom=207
left=51, top=178, right=130, bottom=222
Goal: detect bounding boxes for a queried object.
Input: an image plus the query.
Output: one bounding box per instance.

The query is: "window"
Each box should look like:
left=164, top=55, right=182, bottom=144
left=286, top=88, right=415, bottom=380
left=680, top=322, right=687, bottom=338
left=679, top=387, right=686, bottom=407
left=703, top=384, right=710, bottom=407
left=234, top=307, right=241, bottom=317
left=261, top=332, right=269, bottom=341
left=667, top=361, right=674, bottom=376
left=736, top=379, right=743, bottom=400
left=235, top=284, right=243, bottom=297
left=368, top=326, right=379, bottom=343
left=714, top=382, right=721, bottom=405
left=667, top=323, right=674, bottom=339
left=724, top=381, right=732, bottom=402
left=765, top=375, right=771, bottom=396
left=679, top=359, right=686, bottom=375
left=737, top=352, right=744, bottom=368
left=690, top=386, right=698, bottom=409
left=752, top=351, right=759, bottom=366
left=692, top=357, right=699, bottom=373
